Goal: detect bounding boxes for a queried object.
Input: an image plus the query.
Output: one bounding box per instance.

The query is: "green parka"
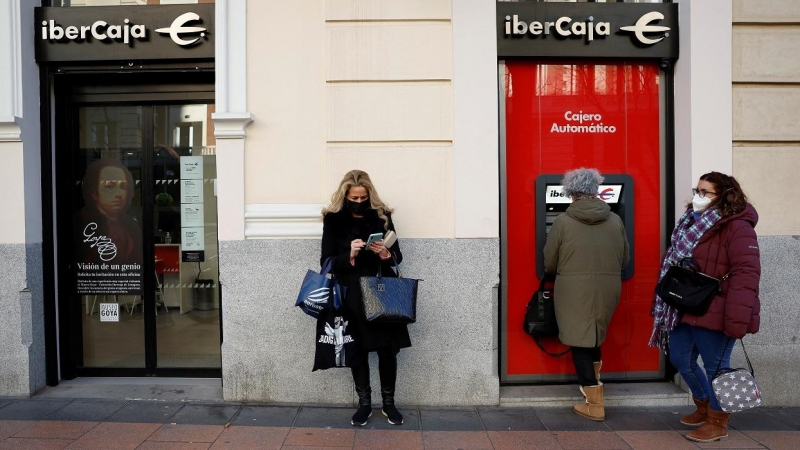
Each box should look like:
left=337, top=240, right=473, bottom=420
left=543, top=198, right=630, bottom=348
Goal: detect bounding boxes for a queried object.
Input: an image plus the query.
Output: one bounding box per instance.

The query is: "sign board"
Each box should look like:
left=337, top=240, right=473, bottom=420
left=497, top=2, right=679, bottom=60
left=180, top=179, right=204, bottom=204
left=180, top=156, right=204, bottom=179
left=99, top=303, right=120, bottom=322
left=35, top=4, right=214, bottom=62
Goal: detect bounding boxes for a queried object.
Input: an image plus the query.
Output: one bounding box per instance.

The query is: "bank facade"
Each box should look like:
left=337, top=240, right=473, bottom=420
left=1, top=0, right=798, bottom=406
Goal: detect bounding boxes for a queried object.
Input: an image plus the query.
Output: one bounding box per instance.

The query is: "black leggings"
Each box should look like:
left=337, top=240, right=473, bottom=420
left=571, top=346, right=601, bottom=386
left=351, top=348, right=398, bottom=402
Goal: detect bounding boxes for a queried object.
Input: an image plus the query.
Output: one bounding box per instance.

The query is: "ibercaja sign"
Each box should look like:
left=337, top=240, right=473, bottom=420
left=497, top=2, right=678, bottom=61
left=34, top=4, right=214, bottom=63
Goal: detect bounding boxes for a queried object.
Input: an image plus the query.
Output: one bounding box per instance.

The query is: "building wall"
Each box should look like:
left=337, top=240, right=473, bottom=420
left=729, top=0, right=800, bottom=406
left=220, top=0, right=500, bottom=405
left=0, top=0, right=45, bottom=397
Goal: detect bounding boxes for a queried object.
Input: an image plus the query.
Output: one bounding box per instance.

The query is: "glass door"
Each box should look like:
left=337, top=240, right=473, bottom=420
left=63, top=101, right=221, bottom=377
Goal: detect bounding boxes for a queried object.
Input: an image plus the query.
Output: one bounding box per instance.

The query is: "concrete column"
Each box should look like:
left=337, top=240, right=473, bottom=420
left=674, top=0, right=733, bottom=216
left=213, top=0, right=253, bottom=241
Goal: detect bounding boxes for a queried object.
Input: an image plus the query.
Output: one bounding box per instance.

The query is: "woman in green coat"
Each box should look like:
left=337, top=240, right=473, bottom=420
left=543, top=168, right=630, bottom=421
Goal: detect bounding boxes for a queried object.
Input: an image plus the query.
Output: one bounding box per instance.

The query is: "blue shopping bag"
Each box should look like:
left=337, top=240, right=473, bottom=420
left=295, top=257, right=345, bottom=318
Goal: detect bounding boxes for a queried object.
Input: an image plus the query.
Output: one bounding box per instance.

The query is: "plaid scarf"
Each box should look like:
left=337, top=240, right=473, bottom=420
left=648, top=207, right=722, bottom=352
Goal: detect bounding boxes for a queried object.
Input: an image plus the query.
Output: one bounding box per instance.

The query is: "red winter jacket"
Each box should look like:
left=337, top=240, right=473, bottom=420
left=679, top=204, right=761, bottom=338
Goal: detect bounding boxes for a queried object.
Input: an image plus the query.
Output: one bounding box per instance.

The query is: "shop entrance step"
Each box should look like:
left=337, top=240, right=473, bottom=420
left=500, top=382, right=691, bottom=408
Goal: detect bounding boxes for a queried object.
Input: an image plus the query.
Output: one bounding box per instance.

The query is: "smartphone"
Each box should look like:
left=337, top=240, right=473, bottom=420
left=365, top=232, right=384, bottom=246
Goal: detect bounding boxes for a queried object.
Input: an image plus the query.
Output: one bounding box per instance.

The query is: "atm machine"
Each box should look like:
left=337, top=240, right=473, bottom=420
left=501, top=61, right=664, bottom=383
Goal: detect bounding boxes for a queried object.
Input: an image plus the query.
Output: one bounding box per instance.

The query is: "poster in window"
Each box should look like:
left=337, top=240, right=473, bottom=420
left=74, top=159, right=143, bottom=295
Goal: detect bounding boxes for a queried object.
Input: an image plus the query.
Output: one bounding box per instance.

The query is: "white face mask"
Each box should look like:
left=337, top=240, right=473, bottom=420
left=692, top=194, right=712, bottom=212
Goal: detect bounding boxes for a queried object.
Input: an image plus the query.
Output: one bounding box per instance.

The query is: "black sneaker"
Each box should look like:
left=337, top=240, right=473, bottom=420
left=351, top=405, right=372, bottom=427
left=381, top=404, right=404, bottom=425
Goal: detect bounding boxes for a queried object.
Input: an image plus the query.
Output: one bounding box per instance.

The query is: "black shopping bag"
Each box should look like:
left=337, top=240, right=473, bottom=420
left=312, top=285, right=359, bottom=371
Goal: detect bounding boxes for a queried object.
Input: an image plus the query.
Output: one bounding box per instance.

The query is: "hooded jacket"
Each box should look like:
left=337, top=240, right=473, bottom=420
left=544, top=198, right=630, bottom=348
left=679, top=204, right=761, bottom=338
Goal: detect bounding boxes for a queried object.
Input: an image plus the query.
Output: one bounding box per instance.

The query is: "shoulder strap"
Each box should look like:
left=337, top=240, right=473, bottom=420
left=535, top=336, right=571, bottom=357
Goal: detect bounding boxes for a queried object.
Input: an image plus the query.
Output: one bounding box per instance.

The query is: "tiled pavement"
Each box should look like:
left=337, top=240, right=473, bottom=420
left=0, top=398, right=797, bottom=449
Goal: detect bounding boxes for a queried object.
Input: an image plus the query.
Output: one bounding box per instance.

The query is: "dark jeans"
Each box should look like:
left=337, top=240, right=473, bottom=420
left=571, top=346, right=601, bottom=386
left=669, top=324, right=733, bottom=411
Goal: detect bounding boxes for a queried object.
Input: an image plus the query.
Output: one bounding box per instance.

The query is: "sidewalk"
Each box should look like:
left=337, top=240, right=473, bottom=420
left=0, top=396, right=797, bottom=449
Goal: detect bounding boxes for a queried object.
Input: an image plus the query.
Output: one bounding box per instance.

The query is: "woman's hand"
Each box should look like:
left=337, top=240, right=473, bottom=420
left=350, top=239, right=366, bottom=260
left=369, top=241, right=392, bottom=259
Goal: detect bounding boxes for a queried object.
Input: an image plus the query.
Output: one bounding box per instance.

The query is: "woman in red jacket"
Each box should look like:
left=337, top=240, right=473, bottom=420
left=650, top=172, right=760, bottom=443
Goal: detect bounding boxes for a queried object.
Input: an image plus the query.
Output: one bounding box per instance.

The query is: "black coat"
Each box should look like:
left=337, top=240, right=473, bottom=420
left=320, top=209, right=411, bottom=352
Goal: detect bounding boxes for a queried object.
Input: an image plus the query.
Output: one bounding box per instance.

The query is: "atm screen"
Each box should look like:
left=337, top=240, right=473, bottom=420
left=543, top=184, right=625, bottom=236
left=544, top=184, right=624, bottom=205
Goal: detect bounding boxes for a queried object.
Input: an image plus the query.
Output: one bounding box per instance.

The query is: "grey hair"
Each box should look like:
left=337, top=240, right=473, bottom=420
left=562, top=167, right=604, bottom=199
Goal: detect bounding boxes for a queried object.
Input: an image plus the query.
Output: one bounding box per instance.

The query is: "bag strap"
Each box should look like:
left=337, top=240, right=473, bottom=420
left=321, top=256, right=335, bottom=276
left=713, top=338, right=754, bottom=377
left=534, top=336, right=571, bottom=357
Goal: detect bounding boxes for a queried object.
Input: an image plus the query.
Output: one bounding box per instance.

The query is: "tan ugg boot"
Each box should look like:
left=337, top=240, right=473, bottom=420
left=593, top=361, right=602, bottom=384
left=680, top=397, right=709, bottom=427
left=685, top=408, right=729, bottom=442
left=573, top=385, right=605, bottom=421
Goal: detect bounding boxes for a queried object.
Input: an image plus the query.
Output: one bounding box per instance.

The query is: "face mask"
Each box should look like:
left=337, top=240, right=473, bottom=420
left=692, top=194, right=712, bottom=212
left=347, top=200, right=370, bottom=214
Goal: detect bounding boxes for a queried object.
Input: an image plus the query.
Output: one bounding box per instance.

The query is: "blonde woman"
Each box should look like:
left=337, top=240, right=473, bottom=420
left=321, top=170, right=407, bottom=427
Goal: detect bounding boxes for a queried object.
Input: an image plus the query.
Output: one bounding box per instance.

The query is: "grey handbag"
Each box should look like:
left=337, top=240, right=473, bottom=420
left=711, top=340, right=762, bottom=413
left=359, top=254, right=420, bottom=323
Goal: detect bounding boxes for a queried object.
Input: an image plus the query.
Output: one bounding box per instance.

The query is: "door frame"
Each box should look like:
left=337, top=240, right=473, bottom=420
left=48, top=70, right=220, bottom=379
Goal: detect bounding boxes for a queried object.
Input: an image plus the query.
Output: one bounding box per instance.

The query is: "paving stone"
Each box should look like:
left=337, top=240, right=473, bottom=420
left=104, top=402, right=184, bottom=424
left=169, top=404, right=241, bottom=426
left=65, top=422, right=162, bottom=449
left=147, top=423, right=224, bottom=443
left=230, top=405, right=299, bottom=428
left=0, top=400, right=70, bottom=421
left=283, top=427, right=355, bottom=447
left=0, top=420, right=36, bottom=439
left=209, top=426, right=289, bottom=450
left=0, top=437, right=74, bottom=449
left=478, top=408, right=546, bottom=431
left=487, top=430, right=562, bottom=449
left=292, top=406, right=354, bottom=429
left=353, top=429, right=423, bottom=450
left=535, top=410, right=611, bottom=432
left=729, top=408, right=795, bottom=430
left=603, top=409, right=675, bottom=431
left=136, top=443, right=211, bottom=450
left=617, top=430, right=700, bottom=450
left=739, top=430, right=800, bottom=450
left=47, top=400, right=126, bottom=422
left=421, top=431, right=493, bottom=449
left=419, top=408, right=484, bottom=431
left=11, top=420, right=96, bottom=440
left=553, top=430, right=631, bottom=450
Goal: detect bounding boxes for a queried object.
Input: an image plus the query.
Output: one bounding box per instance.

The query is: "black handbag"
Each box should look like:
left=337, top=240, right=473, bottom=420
left=312, top=283, right=359, bottom=371
left=655, top=257, right=729, bottom=316
left=359, top=254, right=420, bottom=324
left=523, top=276, right=570, bottom=357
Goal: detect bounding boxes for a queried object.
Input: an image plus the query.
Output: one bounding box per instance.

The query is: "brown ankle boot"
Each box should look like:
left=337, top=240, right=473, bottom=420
left=573, top=385, right=605, bottom=421
left=685, top=408, right=729, bottom=442
left=680, top=397, right=709, bottom=426
left=593, top=361, right=602, bottom=384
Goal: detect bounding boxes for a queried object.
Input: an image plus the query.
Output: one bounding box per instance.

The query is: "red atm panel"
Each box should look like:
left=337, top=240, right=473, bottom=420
left=503, top=62, right=663, bottom=381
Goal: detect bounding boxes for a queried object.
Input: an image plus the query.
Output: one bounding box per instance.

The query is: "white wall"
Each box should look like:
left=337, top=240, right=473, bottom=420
left=453, top=0, right=499, bottom=238
left=243, top=0, right=458, bottom=239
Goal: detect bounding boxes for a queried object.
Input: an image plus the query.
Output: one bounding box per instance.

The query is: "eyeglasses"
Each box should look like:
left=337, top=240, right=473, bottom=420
left=692, top=188, right=718, bottom=198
